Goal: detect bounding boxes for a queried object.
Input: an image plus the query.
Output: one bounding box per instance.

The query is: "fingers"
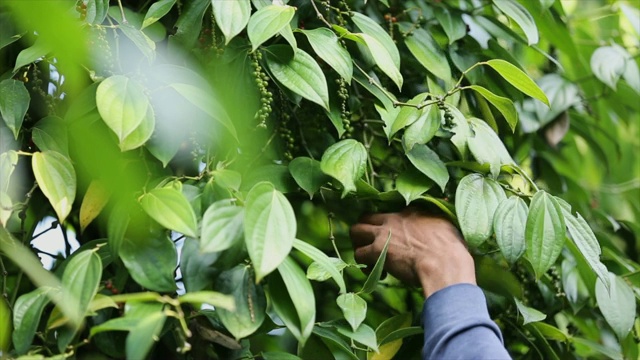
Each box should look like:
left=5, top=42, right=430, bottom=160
left=349, top=223, right=378, bottom=247
left=353, top=243, right=379, bottom=267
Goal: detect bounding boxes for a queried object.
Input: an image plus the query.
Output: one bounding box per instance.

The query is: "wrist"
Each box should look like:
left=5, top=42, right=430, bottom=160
left=417, top=248, right=476, bottom=298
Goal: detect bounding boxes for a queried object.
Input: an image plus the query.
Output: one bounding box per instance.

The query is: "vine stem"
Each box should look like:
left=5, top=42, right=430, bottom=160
left=116, top=0, right=128, bottom=24
left=310, top=0, right=332, bottom=28
left=327, top=213, right=341, bottom=261
left=511, top=166, right=540, bottom=192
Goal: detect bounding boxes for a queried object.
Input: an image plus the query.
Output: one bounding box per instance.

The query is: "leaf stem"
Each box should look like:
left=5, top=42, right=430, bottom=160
left=116, top=0, right=128, bottom=24
left=310, top=0, right=333, bottom=28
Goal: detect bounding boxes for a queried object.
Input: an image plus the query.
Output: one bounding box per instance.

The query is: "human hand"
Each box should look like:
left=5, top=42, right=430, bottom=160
left=350, top=210, right=476, bottom=298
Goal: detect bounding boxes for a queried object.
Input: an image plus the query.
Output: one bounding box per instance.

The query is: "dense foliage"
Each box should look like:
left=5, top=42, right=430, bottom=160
left=0, top=0, right=639, bottom=359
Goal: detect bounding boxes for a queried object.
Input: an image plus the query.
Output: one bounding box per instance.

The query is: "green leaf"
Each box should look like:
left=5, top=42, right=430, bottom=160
left=0, top=79, right=30, bottom=139
left=200, top=200, right=244, bottom=253
left=142, top=0, right=176, bottom=28
left=119, top=23, right=156, bottom=61
left=492, top=0, right=538, bottom=45
left=179, top=291, right=235, bottom=311
left=272, top=257, right=316, bottom=346
left=525, top=191, right=566, bottom=278
left=215, top=265, right=266, bottom=340
left=212, top=0, right=250, bottom=44
left=293, top=239, right=346, bottom=294
left=301, top=28, right=353, bottom=83
left=0, top=295, right=10, bottom=353
left=595, top=273, right=636, bottom=340
left=514, top=298, right=546, bottom=325
left=96, top=75, right=150, bottom=142
left=320, top=139, right=368, bottom=197
left=336, top=293, right=367, bottom=331
left=402, top=104, right=440, bottom=152
left=31, top=116, right=69, bottom=156
left=404, top=28, right=452, bottom=83
left=493, top=196, right=528, bottom=264
left=85, top=0, right=109, bottom=25
left=406, top=144, right=449, bottom=192
left=468, top=85, right=518, bottom=132
left=180, top=238, right=218, bottom=292
left=57, top=250, right=102, bottom=351
left=389, top=93, right=428, bottom=138
left=119, top=105, right=155, bottom=151
left=563, top=210, right=610, bottom=290
left=590, top=45, right=628, bottom=90
left=263, top=352, right=303, bottom=360
left=279, top=24, right=297, bottom=51
left=265, top=46, right=330, bottom=110
left=467, top=117, right=515, bottom=177
left=361, top=231, right=391, bottom=294
left=485, top=59, right=549, bottom=106
left=247, top=4, right=295, bottom=51
left=244, top=182, right=296, bottom=282
left=313, top=326, right=360, bottom=360
left=139, top=187, right=198, bottom=238
left=434, top=7, right=466, bottom=44
left=32, top=151, right=76, bottom=223
left=12, top=287, right=53, bottom=355
left=395, top=168, right=433, bottom=205
left=13, top=37, right=49, bottom=72
left=623, top=55, right=640, bottom=94
left=351, top=12, right=399, bottom=67
left=336, top=323, right=378, bottom=352
left=357, top=33, right=403, bottom=90
left=289, top=157, right=330, bottom=199
left=120, top=234, right=178, bottom=292
left=455, top=174, right=506, bottom=247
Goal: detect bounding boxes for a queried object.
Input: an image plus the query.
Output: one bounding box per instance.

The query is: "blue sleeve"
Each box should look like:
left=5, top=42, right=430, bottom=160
left=422, top=283, right=511, bottom=359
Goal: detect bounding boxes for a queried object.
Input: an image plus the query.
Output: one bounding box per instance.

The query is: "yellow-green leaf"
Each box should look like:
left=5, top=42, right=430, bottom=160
left=32, top=151, right=76, bottom=223
left=485, top=59, right=549, bottom=106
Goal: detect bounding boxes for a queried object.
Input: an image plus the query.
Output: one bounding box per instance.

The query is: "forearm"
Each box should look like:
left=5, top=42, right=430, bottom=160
left=422, top=284, right=511, bottom=359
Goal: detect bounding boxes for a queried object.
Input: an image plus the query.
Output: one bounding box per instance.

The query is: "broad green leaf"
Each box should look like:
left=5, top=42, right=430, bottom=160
left=31, top=116, right=69, bottom=156
left=244, top=182, right=296, bottom=282
left=32, top=151, right=76, bottom=222
left=119, top=105, right=155, bottom=151
left=179, top=291, right=235, bottom=311
left=12, top=287, right=54, bottom=355
left=596, top=273, right=636, bottom=340
left=320, top=139, right=368, bottom=197
left=370, top=313, right=412, bottom=359
left=302, top=28, right=353, bottom=83
left=336, top=293, right=367, bottom=331
left=13, top=38, right=49, bottom=72
left=485, top=59, right=549, bottom=106
left=242, top=164, right=297, bottom=193
left=180, top=238, right=219, bottom=292
left=572, top=337, right=623, bottom=360
left=623, top=56, right=640, bottom=94
left=448, top=105, right=470, bottom=158
left=279, top=24, right=297, bottom=51
left=514, top=298, right=546, bottom=325
left=525, top=191, right=566, bottom=278
left=79, top=180, right=110, bottom=232
left=142, top=0, right=176, bottom=28
left=530, top=322, right=569, bottom=342
left=406, top=144, right=449, bottom=192
left=358, top=33, right=403, bottom=90
left=361, top=231, right=391, bottom=294
left=120, top=234, right=178, bottom=292
left=395, top=168, right=433, bottom=205
left=493, top=196, right=528, bottom=264
left=266, top=46, right=330, bottom=110
left=57, top=250, right=102, bottom=351
left=492, top=0, right=538, bottom=45
left=289, top=157, right=330, bottom=199
left=96, top=75, right=150, bottom=141
left=455, top=174, right=506, bottom=247
left=434, top=7, right=466, bottom=44
left=293, top=239, right=346, bottom=294
left=139, top=187, right=198, bottom=238
left=313, top=326, right=360, bottom=360
left=215, top=265, right=266, bottom=339
left=200, top=200, right=244, bottom=253
left=263, top=352, right=303, bottom=360
left=272, top=257, right=316, bottom=345
left=247, top=4, right=295, bottom=51
left=590, top=45, right=628, bottom=90
left=0, top=296, right=9, bottom=353
left=0, top=79, right=30, bottom=139
left=106, top=199, right=130, bottom=257
left=0, top=150, right=18, bottom=193
left=389, top=93, right=428, bottom=138
left=212, top=0, right=250, bottom=44
left=0, top=193, right=10, bottom=227
left=169, top=83, right=237, bottom=140
left=351, top=12, right=399, bottom=68
left=404, top=28, right=452, bottom=83
left=402, top=104, right=440, bottom=152
left=468, top=85, right=518, bottom=132
left=85, top=0, right=109, bottom=25
left=467, top=117, right=515, bottom=177
left=336, top=323, right=378, bottom=352
left=563, top=210, right=610, bottom=290
left=119, top=23, right=156, bottom=61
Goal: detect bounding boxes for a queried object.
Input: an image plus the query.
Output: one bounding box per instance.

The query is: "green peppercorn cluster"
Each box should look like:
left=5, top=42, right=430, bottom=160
left=336, top=78, right=353, bottom=138
left=75, top=0, right=87, bottom=20
left=438, top=100, right=455, bottom=129
left=279, top=112, right=295, bottom=161
left=251, top=51, right=272, bottom=128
